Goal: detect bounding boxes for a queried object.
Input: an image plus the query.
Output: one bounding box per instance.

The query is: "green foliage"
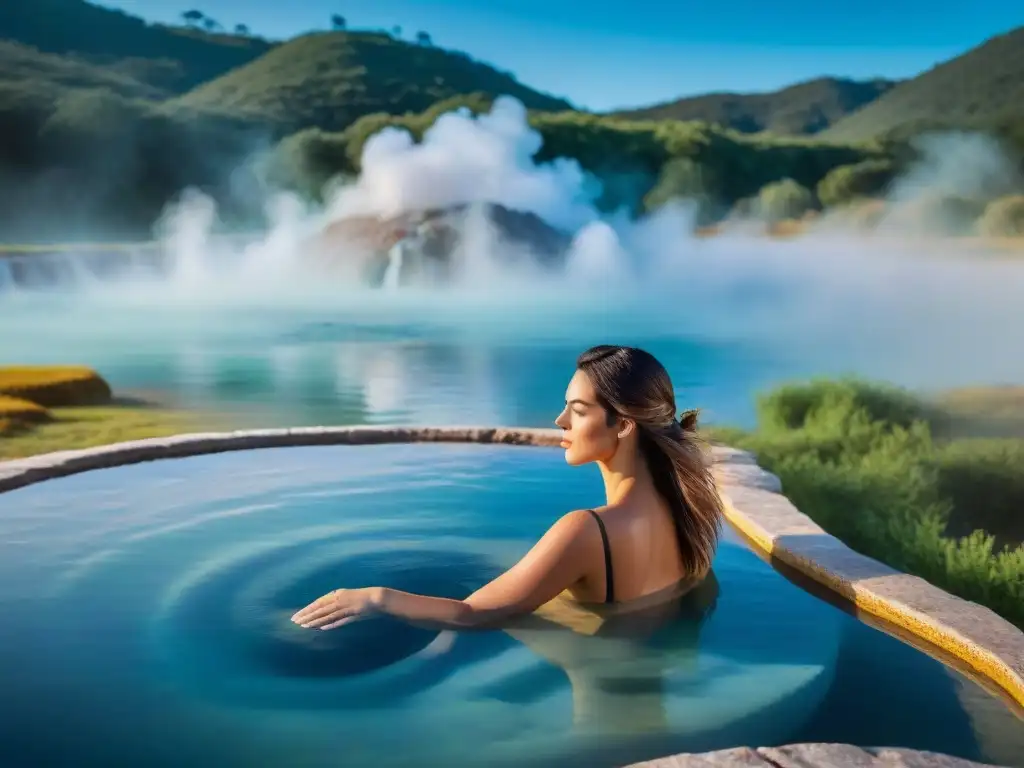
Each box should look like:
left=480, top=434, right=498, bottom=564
left=0, top=41, right=166, bottom=99
left=816, top=158, right=896, bottom=208
left=290, top=108, right=875, bottom=218
left=756, top=378, right=937, bottom=434
left=264, top=127, right=355, bottom=199
left=0, top=0, right=272, bottom=92
left=935, top=440, right=1024, bottom=547
left=38, top=89, right=149, bottom=159
left=977, top=195, right=1024, bottom=237
left=643, top=157, right=721, bottom=220
left=754, top=178, right=817, bottom=222
left=0, top=82, right=265, bottom=240
left=726, top=378, right=1024, bottom=629
left=610, top=76, right=897, bottom=136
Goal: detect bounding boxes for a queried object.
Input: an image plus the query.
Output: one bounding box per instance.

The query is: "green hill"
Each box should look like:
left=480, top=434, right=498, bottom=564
left=0, top=0, right=272, bottom=92
left=0, top=40, right=166, bottom=100
left=609, top=77, right=897, bottom=135
left=823, top=27, right=1024, bottom=142
left=170, top=31, right=574, bottom=134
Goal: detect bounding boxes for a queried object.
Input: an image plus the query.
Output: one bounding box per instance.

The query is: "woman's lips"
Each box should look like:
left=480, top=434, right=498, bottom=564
left=560, top=437, right=572, bottom=448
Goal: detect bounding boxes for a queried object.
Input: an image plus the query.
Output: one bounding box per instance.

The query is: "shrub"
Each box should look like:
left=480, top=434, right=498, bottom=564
left=643, top=157, right=722, bottom=223
left=935, top=440, right=1024, bottom=548
left=264, top=127, right=354, bottom=199
left=0, top=366, right=112, bottom=407
left=754, top=178, right=817, bottom=223
left=816, top=158, right=896, bottom=208
left=976, top=195, right=1024, bottom=237
left=726, top=378, right=1024, bottom=629
left=757, top=378, right=936, bottom=433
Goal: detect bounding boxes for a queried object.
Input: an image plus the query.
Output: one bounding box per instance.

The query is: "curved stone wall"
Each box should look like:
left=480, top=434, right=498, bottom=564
left=0, top=425, right=1021, bottom=713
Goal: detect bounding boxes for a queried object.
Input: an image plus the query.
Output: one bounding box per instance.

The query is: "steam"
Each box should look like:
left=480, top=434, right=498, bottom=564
left=327, top=98, right=596, bottom=232
left=887, top=132, right=1022, bottom=205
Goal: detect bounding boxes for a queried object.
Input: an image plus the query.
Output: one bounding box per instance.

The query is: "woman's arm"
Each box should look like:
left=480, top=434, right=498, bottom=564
left=291, top=510, right=595, bottom=631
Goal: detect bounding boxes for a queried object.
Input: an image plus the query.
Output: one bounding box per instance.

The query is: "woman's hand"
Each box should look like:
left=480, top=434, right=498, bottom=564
left=290, top=587, right=385, bottom=630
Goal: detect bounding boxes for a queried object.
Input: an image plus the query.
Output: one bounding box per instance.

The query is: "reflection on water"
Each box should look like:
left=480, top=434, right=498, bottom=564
left=505, top=573, right=722, bottom=738
left=0, top=301, right=792, bottom=428
left=8, top=237, right=1024, bottom=433
left=0, top=444, right=1020, bottom=768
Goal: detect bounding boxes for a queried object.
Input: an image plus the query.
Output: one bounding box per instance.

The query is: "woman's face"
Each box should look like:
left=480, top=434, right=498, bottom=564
left=554, top=370, right=619, bottom=466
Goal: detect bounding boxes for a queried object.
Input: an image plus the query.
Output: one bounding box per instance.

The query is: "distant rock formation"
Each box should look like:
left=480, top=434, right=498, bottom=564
left=311, top=202, right=574, bottom=286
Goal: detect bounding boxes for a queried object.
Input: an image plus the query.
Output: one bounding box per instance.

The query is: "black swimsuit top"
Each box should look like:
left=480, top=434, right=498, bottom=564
left=585, top=509, right=615, bottom=603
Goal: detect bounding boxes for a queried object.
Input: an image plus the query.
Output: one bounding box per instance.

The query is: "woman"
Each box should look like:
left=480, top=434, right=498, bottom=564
left=291, top=344, right=724, bottom=631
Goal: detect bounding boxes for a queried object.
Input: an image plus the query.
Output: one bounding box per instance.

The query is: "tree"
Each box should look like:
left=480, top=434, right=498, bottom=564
left=235, top=23, right=250, bottom=36
left=816, top=158, right=896, bottom=209
left=416, top=31, right=432, bottom=46
left=202, top=17, right=221, bottom=32
left=181, top=9, right=203, bottom=26
left=755, top=179, right=817, bottom=223
left=331, top=14, right=346, bottom=30
left=391, top=25, right=402, bottom=38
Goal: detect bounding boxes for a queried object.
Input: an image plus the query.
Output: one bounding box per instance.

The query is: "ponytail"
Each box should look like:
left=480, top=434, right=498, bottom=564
left=638, top=410, right=722, bottom=577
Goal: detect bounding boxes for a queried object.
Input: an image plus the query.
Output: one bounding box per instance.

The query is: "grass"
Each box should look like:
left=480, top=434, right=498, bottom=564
left=0, top=365, right=225, bottom=461
left=709, top=378, right=1024, bottom=630
left=0, top=405, right=211, bottom=460
left=822, top=26, right=1024, bottom=142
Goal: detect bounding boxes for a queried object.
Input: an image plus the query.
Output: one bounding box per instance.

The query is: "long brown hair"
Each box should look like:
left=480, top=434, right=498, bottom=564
left=576, top=345, right=723, bottom=576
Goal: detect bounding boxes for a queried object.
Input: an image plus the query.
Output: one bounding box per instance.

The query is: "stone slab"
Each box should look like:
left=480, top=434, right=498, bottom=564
left=711, top=451, right=1024, bottom=713
left=625, top=744, right=1005, bottom=768
left=625, top=746, right=771, bottom=767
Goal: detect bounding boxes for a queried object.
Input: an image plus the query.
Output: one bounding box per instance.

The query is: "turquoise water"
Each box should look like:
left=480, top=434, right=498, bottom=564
left=5, top=242, right=1024, bottom=430
left=0, top=444, right=1021, bottom=768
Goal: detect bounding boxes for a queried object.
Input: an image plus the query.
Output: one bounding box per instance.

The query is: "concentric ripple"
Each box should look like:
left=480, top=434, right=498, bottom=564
left=0, top=444, right=1021, bottom=768
left=156, top=534, right=515, bottom=708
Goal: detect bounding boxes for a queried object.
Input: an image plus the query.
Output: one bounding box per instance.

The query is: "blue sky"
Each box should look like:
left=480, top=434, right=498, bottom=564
left=107, top=0, right=1022, bottom=111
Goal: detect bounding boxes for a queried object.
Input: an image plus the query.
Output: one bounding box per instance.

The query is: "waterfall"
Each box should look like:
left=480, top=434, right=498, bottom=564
left=382, top=239, right=406, bottom=290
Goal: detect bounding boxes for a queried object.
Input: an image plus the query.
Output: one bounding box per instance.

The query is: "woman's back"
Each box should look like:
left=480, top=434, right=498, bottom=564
left=568, top=492, right=691, bottom=607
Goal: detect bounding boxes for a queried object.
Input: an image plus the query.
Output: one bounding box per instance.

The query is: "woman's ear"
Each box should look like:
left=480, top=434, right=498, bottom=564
left=617, top=417, right=635, bottom=440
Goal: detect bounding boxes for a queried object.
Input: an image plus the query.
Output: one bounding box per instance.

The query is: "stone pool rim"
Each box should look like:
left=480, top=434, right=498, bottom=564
left=1, top=424, right=1022, bottom=716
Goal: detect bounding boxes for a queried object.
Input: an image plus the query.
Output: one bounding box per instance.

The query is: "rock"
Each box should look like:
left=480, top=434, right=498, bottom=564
left=0, top=366, right=112, bottom=407
left=311, top=202, right=573, bottom=286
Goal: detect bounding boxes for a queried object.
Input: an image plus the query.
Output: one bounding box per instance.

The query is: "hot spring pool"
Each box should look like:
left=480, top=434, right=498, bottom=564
left=0, top=443, right=1021, bottom=768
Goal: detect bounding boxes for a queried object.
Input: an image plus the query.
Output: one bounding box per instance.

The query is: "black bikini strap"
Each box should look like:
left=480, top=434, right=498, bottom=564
left=586, top=509, right=615, bottom=603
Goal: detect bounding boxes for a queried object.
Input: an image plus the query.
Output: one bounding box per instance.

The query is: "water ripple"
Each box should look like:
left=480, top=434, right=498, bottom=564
left=0, top=444, right=918, bottom=768
left=153, top=531, right=519, bottom=709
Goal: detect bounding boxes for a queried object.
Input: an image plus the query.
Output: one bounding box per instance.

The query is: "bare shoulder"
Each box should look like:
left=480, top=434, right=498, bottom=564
left=559, top=508, right=599, bottom=527
left=542, top=508, right=600, bottom=545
